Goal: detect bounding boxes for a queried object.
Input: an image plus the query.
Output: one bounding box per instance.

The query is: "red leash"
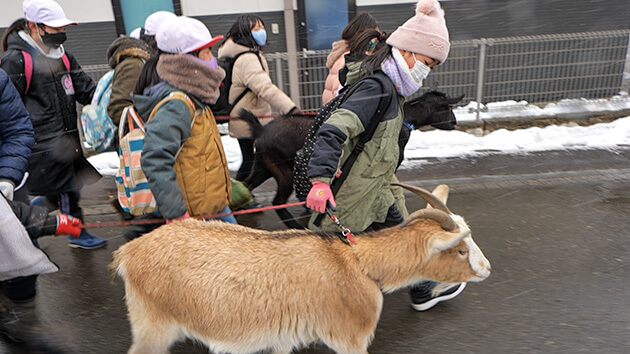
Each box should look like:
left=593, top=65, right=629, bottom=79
left=214, top=111, right=317, bottom=121
left=82, top=201, right=306, bottom=228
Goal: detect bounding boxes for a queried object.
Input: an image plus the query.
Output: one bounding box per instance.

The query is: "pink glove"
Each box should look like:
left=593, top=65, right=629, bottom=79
left=306, top=181, right=336, bottom=214
left=55, top=214, right=83, bottom=238
left=167, top=211, right=190, bottom=224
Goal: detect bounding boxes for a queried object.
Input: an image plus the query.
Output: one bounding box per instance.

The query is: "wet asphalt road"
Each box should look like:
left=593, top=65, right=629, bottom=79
left=1, top=149, right=629, bottom=354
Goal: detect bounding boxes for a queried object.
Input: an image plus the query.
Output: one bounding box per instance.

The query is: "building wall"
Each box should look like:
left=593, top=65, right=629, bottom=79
left=0, top=0, right=114, bottom=26
left=181, top=0, right=290, bottom=16
left=362, top=0, right=630, bottom=39
left=1, top=0, right=628, bottom=65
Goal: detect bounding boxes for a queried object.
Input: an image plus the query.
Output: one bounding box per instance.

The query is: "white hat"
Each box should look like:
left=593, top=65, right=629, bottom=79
left=129, top=27, right=142, bottom=39
left=143, top=11, right=176, bottom=36
left=156, top=16, right=223, bottom=54
left=23, top=0, right=78, bottom=28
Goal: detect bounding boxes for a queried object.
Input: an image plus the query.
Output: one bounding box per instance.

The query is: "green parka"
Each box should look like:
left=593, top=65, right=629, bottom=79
left=307, top=71, right=409, bottom=232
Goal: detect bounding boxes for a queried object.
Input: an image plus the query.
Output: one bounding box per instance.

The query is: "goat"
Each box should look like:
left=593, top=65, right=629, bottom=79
left=240, top=91, right=464, bottom=229
left=111, top=183, right=491, bottom=354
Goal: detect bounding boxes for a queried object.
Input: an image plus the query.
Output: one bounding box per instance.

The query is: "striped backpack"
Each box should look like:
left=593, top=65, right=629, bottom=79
left=115, top=92, right=195, bottom=215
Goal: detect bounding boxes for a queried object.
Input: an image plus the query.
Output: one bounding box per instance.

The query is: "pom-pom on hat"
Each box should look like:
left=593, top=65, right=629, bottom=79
left=23, top=0, right=78, bottom=28
left=156, top=16, right=223, bottom=54
left=386, top=0, right=450, bottom=64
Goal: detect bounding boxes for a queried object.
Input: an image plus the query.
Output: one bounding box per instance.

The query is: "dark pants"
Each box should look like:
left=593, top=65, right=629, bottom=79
left=0, top=188, right=84, bottom=303
left=367, top=203, right=404, bottom=231
left=31, top=189, right=84, bottom=220
left=0, top=275, right=37, bottom=303
left=236, top=138, right=255, bottom=181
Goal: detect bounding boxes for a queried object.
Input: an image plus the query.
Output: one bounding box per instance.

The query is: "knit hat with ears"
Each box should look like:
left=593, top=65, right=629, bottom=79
left=386, top=0, right=450, bottom=64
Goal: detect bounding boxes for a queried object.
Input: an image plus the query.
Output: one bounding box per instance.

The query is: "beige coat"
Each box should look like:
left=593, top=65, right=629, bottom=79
left=217, top=39, right=296, bottom=138
left=321, top=40, right=348, bottom=105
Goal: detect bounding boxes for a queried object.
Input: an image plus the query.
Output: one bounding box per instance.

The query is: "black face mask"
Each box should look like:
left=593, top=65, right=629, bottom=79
left=40, top=30, right=67, bottom=48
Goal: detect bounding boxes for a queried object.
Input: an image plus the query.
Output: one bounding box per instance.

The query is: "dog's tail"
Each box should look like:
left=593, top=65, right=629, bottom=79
left=238, top=108, right=264, bottom=140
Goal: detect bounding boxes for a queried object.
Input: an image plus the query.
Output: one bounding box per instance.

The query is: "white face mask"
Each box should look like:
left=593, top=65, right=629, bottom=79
left=409, top=54, right=432, bottom=86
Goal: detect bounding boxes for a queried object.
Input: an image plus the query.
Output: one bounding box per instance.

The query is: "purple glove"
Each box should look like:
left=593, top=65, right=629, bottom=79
left=306, top=181, right=336, bottom=214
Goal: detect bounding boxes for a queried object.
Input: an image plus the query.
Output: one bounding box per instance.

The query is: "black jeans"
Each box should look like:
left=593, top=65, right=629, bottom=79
left=1, top=275, right=37, bottom=303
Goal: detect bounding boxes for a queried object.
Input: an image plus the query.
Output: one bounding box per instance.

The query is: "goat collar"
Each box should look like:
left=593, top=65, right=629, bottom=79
left=403, top=121, right=415, bottom=131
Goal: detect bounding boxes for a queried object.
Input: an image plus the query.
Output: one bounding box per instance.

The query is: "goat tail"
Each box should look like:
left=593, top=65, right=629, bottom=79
left=109, top=247, right=127, bottom=285
left=238, top=108, right=264, bottom=140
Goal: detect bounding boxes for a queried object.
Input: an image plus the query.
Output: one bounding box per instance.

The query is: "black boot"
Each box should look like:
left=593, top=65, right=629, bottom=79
left=0, top=295, right=70, bottom=353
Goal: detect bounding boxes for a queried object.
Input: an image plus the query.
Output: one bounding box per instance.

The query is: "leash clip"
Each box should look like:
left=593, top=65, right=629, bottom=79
left=325, top=204, right=356, bottom=245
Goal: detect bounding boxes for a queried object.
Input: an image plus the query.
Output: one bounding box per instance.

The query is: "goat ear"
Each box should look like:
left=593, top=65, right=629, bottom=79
left=428, top=228, right=469, bottom=253
left=427, top=184, right=449, bottom=207
left=448, top=94, right=465, bottom=105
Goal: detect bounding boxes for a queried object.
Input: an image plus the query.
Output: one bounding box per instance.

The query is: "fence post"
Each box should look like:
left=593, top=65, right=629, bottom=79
left=475, top=38, right=488, bottom=121
left=283, top=0, right=300, bottom=104
left=275, top=57, right=284, bottom=92
left=622, top=32, right=630, bottom=95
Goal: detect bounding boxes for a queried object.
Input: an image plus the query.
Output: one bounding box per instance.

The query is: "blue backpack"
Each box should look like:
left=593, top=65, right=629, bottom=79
left=80, top=69, right=116, bottom=152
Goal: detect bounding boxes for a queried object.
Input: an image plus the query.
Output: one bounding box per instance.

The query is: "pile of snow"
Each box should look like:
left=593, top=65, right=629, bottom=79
left=454, top=94, right=630, bottom=121
left=88, top=96, right=630, bottom=176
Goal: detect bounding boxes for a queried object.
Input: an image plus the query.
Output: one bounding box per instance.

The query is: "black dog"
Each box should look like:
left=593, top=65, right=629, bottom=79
left=239, top=90, right=464, bottom=229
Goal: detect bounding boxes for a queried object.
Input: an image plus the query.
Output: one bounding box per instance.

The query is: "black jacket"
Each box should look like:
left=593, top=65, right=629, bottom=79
left=2, top=193, right=57, bottom=239
left=0, top=32, right=99, bottom=194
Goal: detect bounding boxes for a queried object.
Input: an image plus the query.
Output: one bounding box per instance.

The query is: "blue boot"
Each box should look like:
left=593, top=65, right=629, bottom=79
left=68, top=229, right=106, bottom=250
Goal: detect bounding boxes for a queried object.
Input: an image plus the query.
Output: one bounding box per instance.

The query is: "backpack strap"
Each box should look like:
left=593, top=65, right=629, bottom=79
left=229, top=50, right=264, bottom=111
left=314, top=72, right=395, bottom=226
left=21, top=51, right=32, bottom=95
left=147, top=91, right=196, bottom=123
left=118, top=91, right=196, bottom=142
left=20, top=51, right=70, bottom=95
left=61, top=52, right=70, bottom=71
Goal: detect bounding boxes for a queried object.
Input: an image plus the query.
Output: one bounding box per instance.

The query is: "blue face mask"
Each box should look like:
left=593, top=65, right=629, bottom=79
left=251, top=29, right=267, bottom=46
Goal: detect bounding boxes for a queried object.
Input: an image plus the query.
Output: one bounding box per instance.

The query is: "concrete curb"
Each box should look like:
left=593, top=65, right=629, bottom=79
left=439, top=109, right=630, bottom=133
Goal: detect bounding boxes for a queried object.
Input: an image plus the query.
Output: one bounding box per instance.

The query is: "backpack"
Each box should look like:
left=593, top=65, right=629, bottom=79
left=80, top=69, right=116, bottom=152
left=115, top=92, right=195, bottom=215
left=293, top=73, right=394, bottom=202
left=210, top=50, right=263, bottom=118
left=0, top=50, right=70, bottom=95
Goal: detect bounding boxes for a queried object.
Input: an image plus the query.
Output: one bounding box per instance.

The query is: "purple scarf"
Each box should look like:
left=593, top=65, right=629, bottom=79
left=380, top=55, right=420, bottom=97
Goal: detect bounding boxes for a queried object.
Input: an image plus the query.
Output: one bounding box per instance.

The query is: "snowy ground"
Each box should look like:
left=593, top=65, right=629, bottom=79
left=88, top=95, right=630, bottom=176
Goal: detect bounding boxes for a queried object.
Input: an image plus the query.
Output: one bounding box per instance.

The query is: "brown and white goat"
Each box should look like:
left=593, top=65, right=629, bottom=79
left=240, top=91, right=464, bottom=229
left=111, top=183, right=490, bottom=354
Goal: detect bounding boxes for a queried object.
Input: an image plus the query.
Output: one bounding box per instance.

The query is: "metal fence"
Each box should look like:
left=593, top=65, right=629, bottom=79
left=84, top=29, right=630, bottom=114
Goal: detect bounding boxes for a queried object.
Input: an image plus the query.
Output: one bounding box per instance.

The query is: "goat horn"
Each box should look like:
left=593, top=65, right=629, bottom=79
left=400, top=209, right=458, bottom=231
left=449, top=94, right=465, bottom=105
left=391, top=183, right=452, bottom=215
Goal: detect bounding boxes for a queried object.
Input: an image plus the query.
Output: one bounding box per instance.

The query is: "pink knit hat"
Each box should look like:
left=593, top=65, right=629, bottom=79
left=386, top=0, right=450, bottom=64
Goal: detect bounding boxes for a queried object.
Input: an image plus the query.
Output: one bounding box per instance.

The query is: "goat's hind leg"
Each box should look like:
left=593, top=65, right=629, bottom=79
left=126, top=296, right=183, bottom=354
left=128, top=317, right=183, bottom=354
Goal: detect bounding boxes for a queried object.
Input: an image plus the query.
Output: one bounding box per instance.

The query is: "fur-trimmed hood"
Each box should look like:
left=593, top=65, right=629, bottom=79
left=157, top=54, right=225, bottom=105
left=326, top=40, right=348, bottom=69
left=106, top=36, right=153, bottom=68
